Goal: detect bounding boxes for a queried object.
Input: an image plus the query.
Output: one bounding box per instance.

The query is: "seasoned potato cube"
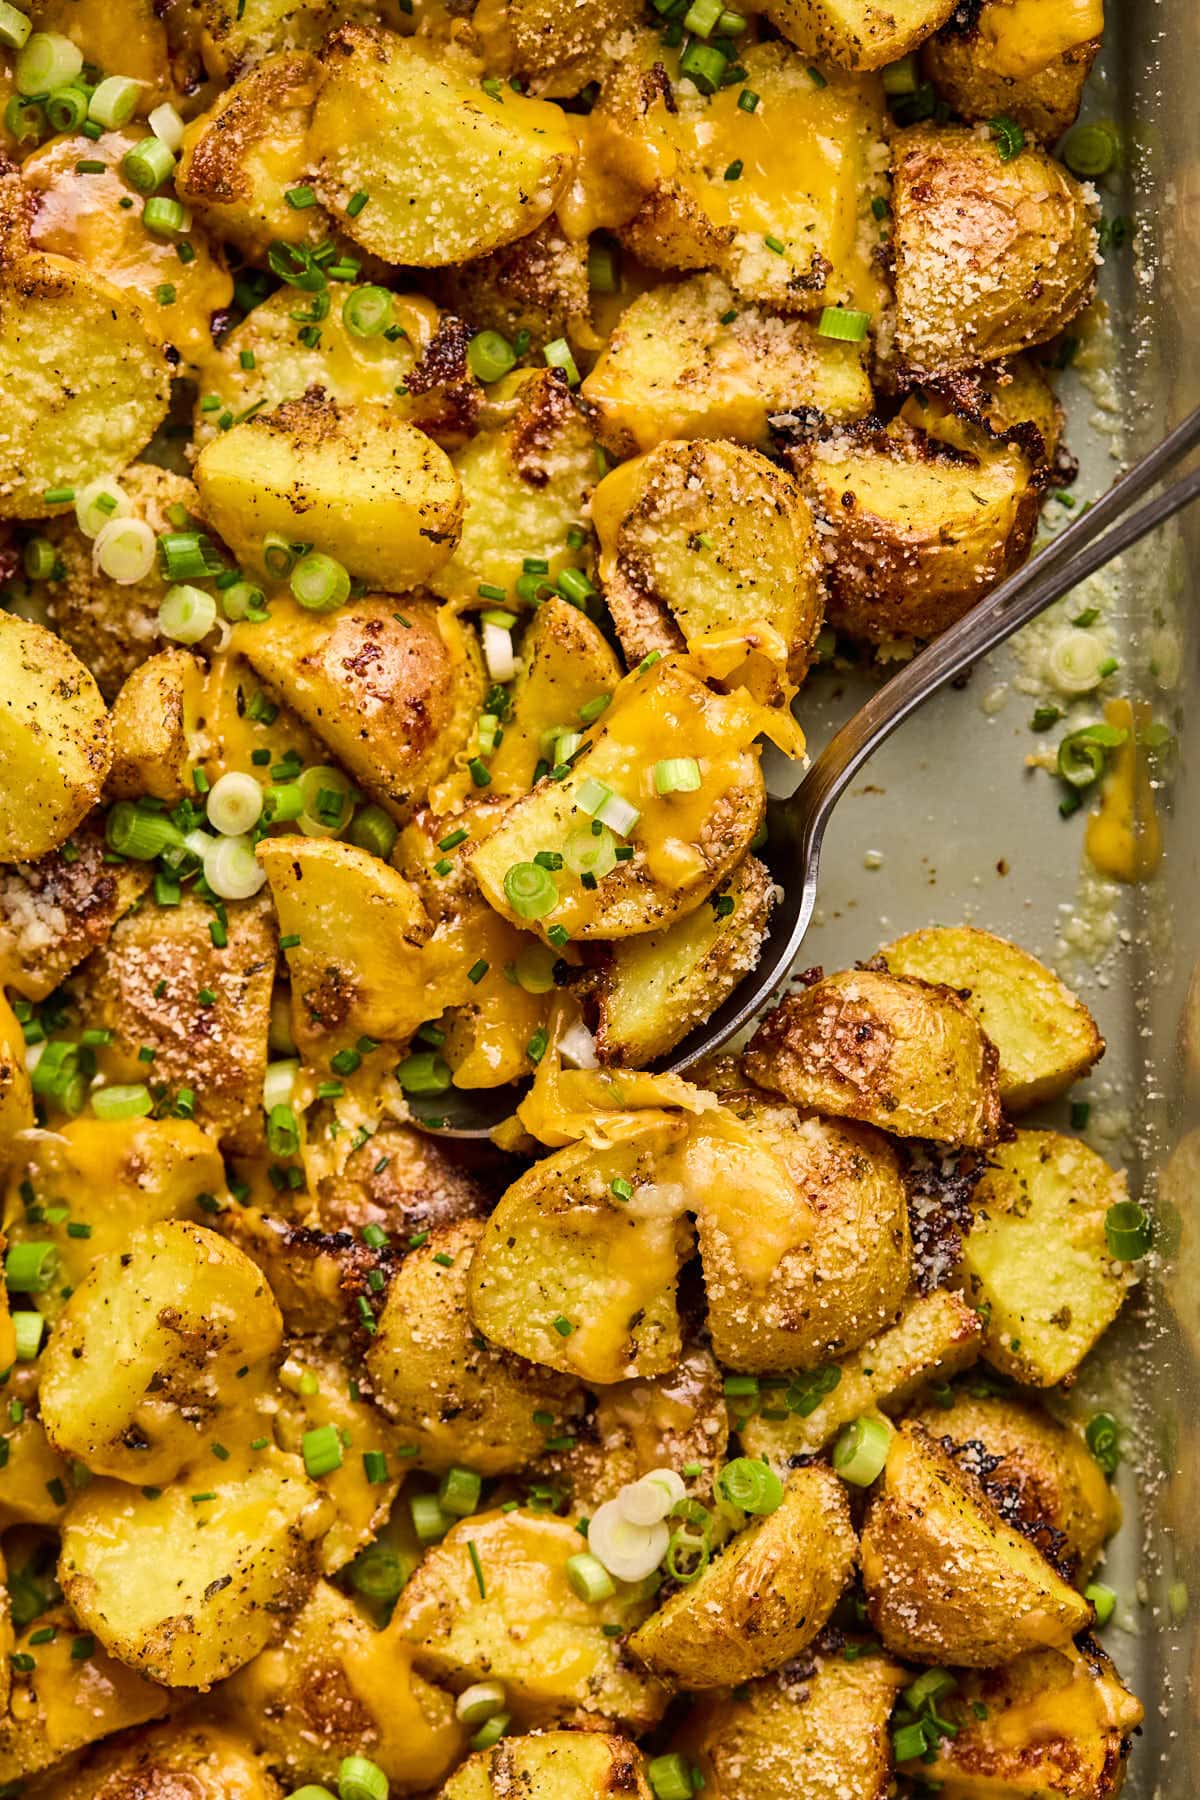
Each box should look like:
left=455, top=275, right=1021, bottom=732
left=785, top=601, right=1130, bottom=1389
left=177, top=53, right=328, bottom=259
left=899, top=354, right=1064, bottom=465
left=629, top=1465, right=856, bottom=1687
left=761, top=0, right=956, bottom=69
left=880, top=925, right=1104, bottom=1110
left=394, top=1506, right=667, bottom=1728
left=745, top=967, right=1002, bottom=1146
left=594, top=858, right=773, bottom=1066
left=83, top=891, right=276, bottom=1155
left=909, top=1391, right=1120, bottom=1578
left=583, top=275, right=873, bottom=456
left=0, top=254, right=170, bottom=518
left=739, top=1288, right=984, bottom=1469
left=468, top=1125, right=695, bottom=1384
left=431, top=218, right=590, bottom=353
left=0, top=989, right=33, bottom=1155
left=0, top=821, right=149, bottom=1003
left=924, top=0, right=1103, bottom=140
left=860, top=1422, right=1092, bottom=1665
left=470, top=662, right=767, bottom=943
left=40, top=1222, right=282, bottom=1484
left=0, top=615, right=111, bottom=862
left=676, top=1652, right=907, bottom=1800
left=592, top=440, right=823, bottom=701
left=58, top=1447, right=327, bottom=1687
left=224, top=1580, right=466, bottom=1792
left=895, top=1639, right=1142, bottom=1799
left=440, top=1732, right=654, bottom=1800
left=798, top=422, right=1040, bottom=643
left=488, top=598, right=623, bottom=795
left=892, top=125, right=1097, bottom=377
left=47, top=1720, right=283, bottom=1800
left=108, top=650, right=207, bottom=802
left=0, top=1608, right=168, bottom=1786
left=962, top=1130, right=1134, bottom=1386
left=549, top=1345, right=728, bottom=1511
left=234, top=597, right=486, bottom=819
left=309, top=25, right=577, bottom=266
left=196, top=394, right=463, bottom=590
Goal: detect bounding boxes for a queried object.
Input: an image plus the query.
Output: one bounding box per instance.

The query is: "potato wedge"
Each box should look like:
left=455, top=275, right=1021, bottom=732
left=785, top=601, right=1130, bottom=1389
left=739, top=1288, right=984, bottom=1469
left=39, top=1221, right=282, bottom=1484
left=899, top=354, right=1064, bottom=465
left=892, top=125, right=1097, bottom=377
left=684, top=1097, right=911, bottom=1370
left=196, top=394, right=463, bottom=590
left=592, top=440, right=823, bottom=701
left=309, top=26, right=577, bottom=266
left=962, top=1129, right=1134, bottom=1386
left=895, top=1639, right=1142, bottom=1799
left=393, top=1506, right=667, bottom=1728
left=368, top=1218, right=584, bottom=1474
left=470, top=661, right=766, bottom=943
left=629, top=1465, right=856, bottom=1687
left=234, top=597, right=485, bottom=819
left=0, top=988, right=33, bottom=1155
left=46, top=1721, right=282, bottom=1800
left=0, top=614, right=112, bottom=862
left=431, top=218, right=590, bottom=354
left=582, top=274, right=873, bottom=456
left=594, top=857, right=773, bottom=1066
left=745, top=967, right=1002, bottom=1146
left=107, top=649, right=207, bottom=802
left=58, top=1446, right=326, bottom=1687
left=675, top=1651, right=907, bottom=1800
left=467, top=1124, right=695, bottom=1384
left=880, top=925, right=1104, bottom=1110
left=0, top=254, right=170, bottom=518
left=440, top=1732, right=653, bottom=1800
left=924, top=0, right=1103, bottom=140
left=761, top=0, right=957, bottom=68
left=487, top=597, right=623, bottom=796
left=860, top=1421, right=1092, bottom=1665
left=0, top=820, right=149, bottom=1003
left=798, top=422, right=1040, bottom=642
left=224, top=1580, right=466, bottom=1792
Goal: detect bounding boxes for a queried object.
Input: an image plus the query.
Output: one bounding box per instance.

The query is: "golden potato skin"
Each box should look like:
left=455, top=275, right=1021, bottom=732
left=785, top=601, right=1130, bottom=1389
left=860, top=1422, right=1092, bottom=1666
left=761, top=0, right=957, bottom=68
left=924, top=0, right=1103, bottom=140
left=0, top=613, right=112, bottom=862
left=745, top=967, right=1002, bottom=1146
left=42, top=1721, right=284, bottom=1800
left=439, top=1732, right=654, bottom=1800
left=899, top=354, right=1065, bottom=466
left=629, top=1465, right=857, bottom=1688
left=892, top=125, right=1097, bottom=377
left=107, top=649, right=207, bottom=802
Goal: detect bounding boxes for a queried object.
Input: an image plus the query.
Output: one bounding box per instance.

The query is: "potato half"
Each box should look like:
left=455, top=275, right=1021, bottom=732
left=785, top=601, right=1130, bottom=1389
left=48, top=1722, right=282, bottom=1800
left=439, top=1733, right=653, bottom=1800
left=923, top=0, right=1103, bottom=140
left=0, top=614, right=112, bottom=862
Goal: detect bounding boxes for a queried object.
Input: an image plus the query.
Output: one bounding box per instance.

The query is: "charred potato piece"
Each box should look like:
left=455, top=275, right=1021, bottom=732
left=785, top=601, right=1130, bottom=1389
left=224, top=1580, right=466, bottom=1792
left=309, top=26, right=577, bottom=266
left=0, top=988, right=34, bottom=1154
left=394, top=1506, right=667, bottom=1728
left=594, top=858, right=773, bottom=1067
left=439, top=1732, right=654, bottom=1800
left=582, top=274, right=873, bottom=457
left=892, top=125, right=1097, bottom=377
left=744, top=967, right=1002, bottom=1146
left=431, top=216, right=590, bottom=352
left=923, top=0, right=1103, bottom=141
left=629, top=1465, right=856, bottom=1687
left=196, top=394, right=463, bottom=590
left=0, top=614, right=111, bottom=862
left=107, top=649, right=207, bottom=802
left=900, top=354, right=1064, bottom=465
left=312, top=1123, right=491, bottom=1236
left=761, top=0, right=956, bottom=69
left=0, top=818, right=150, bottom=1001
left=860, top=1422, right=1092, bottom=1665
left=487, top=597, right=623, bottom=795
left=367, top=1218, right=585, bottom=1475
left=592, top=440, right=824, bottom=700
left=0, top=254, right=170, bottom=518
left=550, top=1345, right=728, bottom=1511
left=467, top=1124, right=695, bottom=1385
left=880, top=925, right=1104, bottom=1109
left=45, top=1722, right=282, bottom=1800
left=962, top=1130, right=1135, bottom=1386
left=217, top=1209, right=381, bottom=1337
left=234, top=597, right=486, bottom=820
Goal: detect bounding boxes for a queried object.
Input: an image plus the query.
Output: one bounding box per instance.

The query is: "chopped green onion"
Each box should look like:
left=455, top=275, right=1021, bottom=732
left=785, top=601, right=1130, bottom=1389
left=4, top=1241, right=59, bottom=1294
left=833, top=1415, right=892, bottom=1485
left=683, top=0, right=722, bottom=33
left=1104, top=1200, right=1152, bottom=1260
left=337, top=1756, right=389, bottom=1800
left=22, top=536, right=57, bottom=581
left=467, top=329, right=516, bottom=383
left=16, top=30, right=81, bottom=97
left=0, top=2, right=31, bottom=50
left=13, top=1308, right=45, bottom=1362
left=45, top=84, right=88, bottom=131
left=88, top=76, right=142, bottom=130
left=343, top=284, right=394, bottom=339
left=147, top=100, right=184, bottom=150
left=262, top=532, right=296, bottom=580
left=122, top=134, right=175, bottom=195
left=556, top=566, right=594, bottom=607
left=4, top=94, right=44, bottom=144
left=648, top=1754, right=694, bottom=1800
left=717, top=1456, right=784, bottom=1514
left=503, top=860, right=558, bottom=920
left=989, top=113, right=1025, bottom=160
left=679, top=38, right=727, bottom=93
left=1058, top=724, right=1126, bottom=789
left=456, top=1680, right=507, bottom=1726
left=653, top=757, right=701, bottom=796
left=291, top=551, right=351, bottom=613
left=438, top=1466, right=482, bottom=1516
left=576, top=777, right=639, bottom=837
left=410, top=1492, right=451, bottom=1543
left=143, top=195, right=186, bottom=235
left=105, top=802, right=184, bottom=861
left=817, top=306, right=870, bottom=342
left=395, top=1052, right=452, bottom=1096
left=563, top=821, right=617, bottom=881
left=588, top=238, right=619, bottom=293
left=566, top=1550, right=615, bottom=1602
left=1086, top=1411, right=1120, bottom=1474
left=158, top=584, right=216, bottom=645
left=1087, top=1582, right=1117, bottom=1626
left=1063, top=120, right=1119, bottom=178
left=544, top=338, right=581, bottom=386
left=469, top=1712, right=511, bottom=1752
left=302, top=1423, right=344, bottom=1479
left=206, top=771, right=263, bottom=837
left=91, top=1084, right=154, bottom=1122
left=266, top=1103, right=300, bottom=1157
left=220, top=579, right=267, bottom=622
left=349, top=805, right=399, bottom=860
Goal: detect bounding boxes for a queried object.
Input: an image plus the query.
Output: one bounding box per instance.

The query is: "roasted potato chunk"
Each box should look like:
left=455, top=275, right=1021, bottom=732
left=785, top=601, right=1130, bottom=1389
left=487, top=597, right=623, bottom=796
left=745, top=967, right=1002, bottom=1146
left=761, top=0, right=956, bottom=68
left=892, top=125, right=1097, bottom=377
left=549, top=1345, right=728, bottom=1511
left=962, top=1130, right=1135, bottom=1386
left=224, top=1580, right=466, bottom=1792
left=676, top=1651, right=907, bottom=1800
left=592, top=440, right=823, bottom=700
left=629, top=1465, right=856, bottom=1687
left=197, top=0, right=410, bottom=79
left=440, top=1732, right=653, bottom=1800
left=924, top=0, right=1103, bottom=140
left=860, top=1422, right=1092, bottom=1665
left=309, top=26, right=577, bottom=266
left=58, top=1447, right=326, bottom=1687
left=0, top=254, right=170, bottom=518
left=899, top=354, right=1064, bottom=465
left=217, top=1208, right=382, bottom=1337
left=47, top=1721, right=283, bottom=1800
left=468, top=1125, right=695, bottom=1384
left=880, top=925, right=1104, bottom=1109
left=312, top=1121, right=490, bottom=1237
left=367, top=1218, right=585, bottom=1474
left=431, top=217, right=590, bottom=353
left=234, top=597, right=486, bottom=819
left=196, top=393, right=463, bottom=590
left=394, top=1506, right=667, bottom=1728
left=0, top=988, right=34, bottom=1154
left=0, top=614, right=111, bottom=862
left=799, top=422, right=1040, bottom=643
left=0, top=818, right=150, bottom=1000
left=594, top=858, right=773, bottom=1066
left=107, top=649, right=207, bottom=802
